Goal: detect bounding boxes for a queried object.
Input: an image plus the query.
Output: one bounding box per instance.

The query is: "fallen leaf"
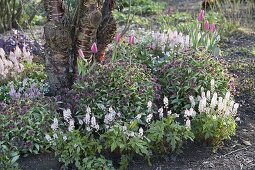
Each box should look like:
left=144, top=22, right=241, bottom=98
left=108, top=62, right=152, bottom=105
left=242, top=140, right=252, bottom=146
left=242, top=129, right=248, bottom=132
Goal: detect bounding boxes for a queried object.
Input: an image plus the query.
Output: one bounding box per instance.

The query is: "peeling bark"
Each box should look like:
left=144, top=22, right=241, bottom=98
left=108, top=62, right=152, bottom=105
left=97, top=0, right=117, bottom=62
left=76, top=0, right=103, bottom=62
left=44, top=0, right=72, bottom=94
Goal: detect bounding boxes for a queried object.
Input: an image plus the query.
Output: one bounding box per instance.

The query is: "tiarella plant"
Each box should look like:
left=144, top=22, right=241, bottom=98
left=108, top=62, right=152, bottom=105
left=45, top=108, right=103, bottom=168
left=101, top=122, right=149, bottom=170
left=46, top=108, right=119, bottom=169
left=146, top=96, right=194, bottom=154
left=189, top=88, right=239, bottom=150
left=146, top=29, right=190, bottom=54
left=132, top=28, right=190, bottom=59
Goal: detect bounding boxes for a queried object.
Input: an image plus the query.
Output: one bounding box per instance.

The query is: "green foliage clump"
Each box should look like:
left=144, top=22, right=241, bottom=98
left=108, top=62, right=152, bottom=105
left=147, top=116, right=194, bottom=154
left=101, top=122, right=150, bottom=169
left=20, top=63, right=47, bottom=82
left=157, top=12, right=193, bottom=33
left=74, top=61, right=155, bottom=119
left=50, top=129, right=103, bottom=168
left=114, top=0, right=165, bottom=27
left=116, top=0, right=165, bottom=15
left=252, top=46, right=255, bottom=56
left=113, top=11, right=150, bottom=26
left=76, top=156, right=115, bottom=170
left=158, top=51, right=232, bottom=113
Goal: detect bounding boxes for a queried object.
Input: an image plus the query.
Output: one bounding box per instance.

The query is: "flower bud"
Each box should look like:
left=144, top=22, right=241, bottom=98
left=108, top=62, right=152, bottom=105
left=115, top=33, right=121, bottom=44
left=91, top=42, right=98, bottom=54
left=185, top=119, right=191, bottom=128
left=139, top=127, right=144, bottom=136
left=129, top=35, right=135, bottom=46
left=210, top=23, right=216, bottom=33
left=204, top=20, right=210, bottom=31
left=78, top=49, right=85, bottom=59
left=197, top=10, right=205, bottom=22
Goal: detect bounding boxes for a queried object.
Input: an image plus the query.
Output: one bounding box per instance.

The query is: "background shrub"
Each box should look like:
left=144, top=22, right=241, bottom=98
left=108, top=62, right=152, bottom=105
left=116, top=0, right=164, bottom=15
left=0, top=0, right=45, bottom=33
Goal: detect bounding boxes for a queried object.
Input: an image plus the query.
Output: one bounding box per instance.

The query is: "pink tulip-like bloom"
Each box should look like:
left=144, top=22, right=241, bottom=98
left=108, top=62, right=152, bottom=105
left=204, top=20, right=210, bottom=31
left=115, top=33, right=121, bottom=44
left=197, top=10, right=205, bottom=22
left=78, top=49, right=85, bottom=59
left=91, top=42, right=98, bottom=54
left=210, top=23, right=216, bottom=33
left=129, top=35, right=135, bottom=46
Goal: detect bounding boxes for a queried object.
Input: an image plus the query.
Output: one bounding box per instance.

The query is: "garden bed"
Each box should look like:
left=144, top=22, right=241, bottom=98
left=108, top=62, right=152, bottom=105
left=13, top=28, right=255, bottom=170
left=1, top=0, right=255, bottom=169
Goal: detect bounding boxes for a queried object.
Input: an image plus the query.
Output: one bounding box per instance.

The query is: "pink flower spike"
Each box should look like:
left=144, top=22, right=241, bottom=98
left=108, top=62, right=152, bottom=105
left=204, top=20, right=210, bottom=31
left=210, top=23, right=216, bottom=33
left=91, top=42, right=98, bottom=54
left=129, top=35, right=135, bottom=46
left=78, top=49, right=85, bottom=59
left=197, top=10, right=205, bottom=22
left=115, top=33, right=121, bottom=44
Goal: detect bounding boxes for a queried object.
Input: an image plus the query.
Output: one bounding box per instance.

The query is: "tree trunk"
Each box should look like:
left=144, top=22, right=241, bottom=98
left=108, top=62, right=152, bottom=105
left=43, top=0, right=116, bottom=95
left=44, top=0, right=72, bottom=94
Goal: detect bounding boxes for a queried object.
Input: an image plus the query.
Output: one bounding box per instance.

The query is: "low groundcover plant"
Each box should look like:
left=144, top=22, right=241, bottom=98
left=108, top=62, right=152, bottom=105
left=0, top=96, right=56, bottom=169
